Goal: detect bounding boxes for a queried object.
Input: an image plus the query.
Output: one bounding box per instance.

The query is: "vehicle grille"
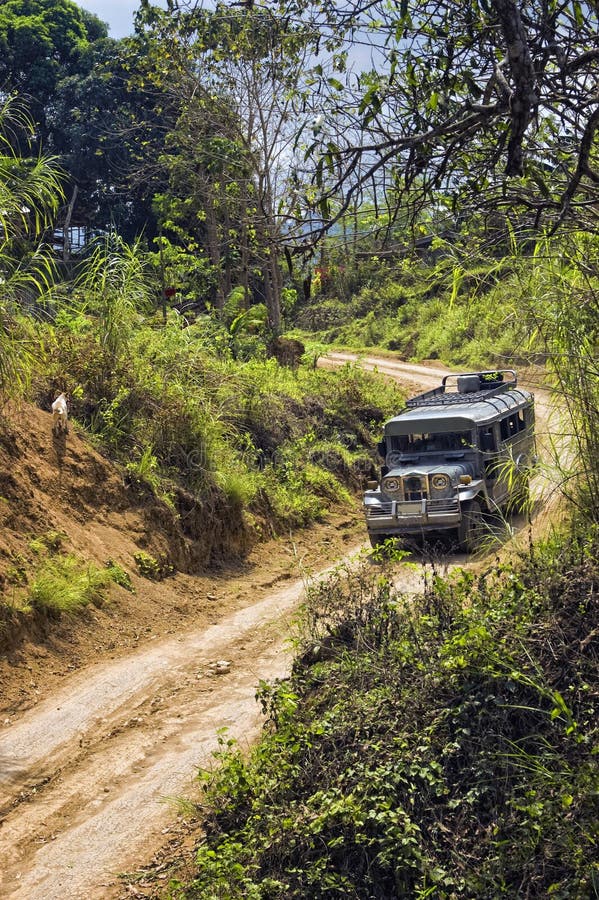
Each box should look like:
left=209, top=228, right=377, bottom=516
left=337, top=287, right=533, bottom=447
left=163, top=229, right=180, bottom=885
left=366, top=502, right=394, bottom=518
left=402, top=475, right=427, bottom=501
left=427, top=498, right=460, bottom=514
left=367, top=498, right=459, bottom=519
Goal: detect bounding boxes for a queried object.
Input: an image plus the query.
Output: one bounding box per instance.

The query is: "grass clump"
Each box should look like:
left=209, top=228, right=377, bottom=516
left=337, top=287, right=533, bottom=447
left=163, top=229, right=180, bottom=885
left=28, top=530, right=67, bottom=555
left=0, top=551, right=132, bottom=647
left=172, top=523, right=598, bottom=899
left=105, top=559, right=135, bottom=592
left=28, top=555, right=114, bottom=614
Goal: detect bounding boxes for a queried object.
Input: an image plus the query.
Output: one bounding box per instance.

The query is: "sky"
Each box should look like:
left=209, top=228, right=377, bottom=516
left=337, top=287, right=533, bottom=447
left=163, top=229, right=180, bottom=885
left=73, top=1, right=383, bottom=70
left=74, top=1, right=163, bottom=38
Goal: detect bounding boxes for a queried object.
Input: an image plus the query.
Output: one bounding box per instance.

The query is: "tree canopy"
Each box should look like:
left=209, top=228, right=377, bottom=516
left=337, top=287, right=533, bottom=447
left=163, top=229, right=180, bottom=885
left=2, top=0, right=599, bottom=327
left=0, top=0, right=98, bottom=130
left=276, top=0, right=599, bottom=240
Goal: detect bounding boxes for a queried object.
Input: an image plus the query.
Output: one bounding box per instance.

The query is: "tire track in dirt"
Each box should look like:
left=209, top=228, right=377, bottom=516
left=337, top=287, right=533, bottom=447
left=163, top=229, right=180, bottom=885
left=2, top=543, right=435, bottom=900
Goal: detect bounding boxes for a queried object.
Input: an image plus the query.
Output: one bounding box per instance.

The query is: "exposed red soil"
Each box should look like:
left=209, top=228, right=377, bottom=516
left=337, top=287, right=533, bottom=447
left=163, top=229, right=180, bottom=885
left=0, top=400, right=364, bottom=716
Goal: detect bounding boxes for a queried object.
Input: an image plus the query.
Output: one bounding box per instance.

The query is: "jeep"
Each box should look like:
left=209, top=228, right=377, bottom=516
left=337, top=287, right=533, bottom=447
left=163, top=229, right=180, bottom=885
left=364, top=370, right=536, bottom=552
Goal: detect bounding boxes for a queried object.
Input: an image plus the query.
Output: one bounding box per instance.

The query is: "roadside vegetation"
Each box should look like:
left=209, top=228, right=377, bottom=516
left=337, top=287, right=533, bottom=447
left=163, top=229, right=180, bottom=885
left=36, top=277, right=404, bottom=535
left=1, top=1, right=598, bottom=894
left=163, top=229, right=599, bottom=896
left=0, top=529, right=128, bottom=648
left=169, top=525, right=598, bottom=899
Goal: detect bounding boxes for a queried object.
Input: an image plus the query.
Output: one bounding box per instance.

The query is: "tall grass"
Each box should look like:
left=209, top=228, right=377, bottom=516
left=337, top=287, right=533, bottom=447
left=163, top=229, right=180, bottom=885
left=28, top=555, right=113, bottom=614
left=74, top=235, right=155, bottom=359
left=522, top=236, right=599, bottom=522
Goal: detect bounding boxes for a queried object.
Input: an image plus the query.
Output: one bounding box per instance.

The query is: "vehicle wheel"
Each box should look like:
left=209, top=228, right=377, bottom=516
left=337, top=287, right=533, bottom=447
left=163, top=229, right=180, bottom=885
left=457, top=499, right=484, bottom=553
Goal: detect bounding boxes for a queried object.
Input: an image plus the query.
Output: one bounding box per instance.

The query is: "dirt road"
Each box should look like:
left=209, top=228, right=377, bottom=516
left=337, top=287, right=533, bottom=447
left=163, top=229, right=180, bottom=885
left=0, top=356, right=553, bottom=899
left=0, top=558, right=347, bottom=898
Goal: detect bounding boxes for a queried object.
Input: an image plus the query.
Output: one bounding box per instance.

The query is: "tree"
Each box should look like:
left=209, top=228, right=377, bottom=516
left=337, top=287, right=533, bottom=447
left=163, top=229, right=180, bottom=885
left=0, top=1, right=159, bottom=247
left=49, top=35, right=161, bottom=246
left=130, top=2, right=311, bottom=332
left=283, top=0, right=599, bottom=241
left=0, top=0, right=90, bottom=143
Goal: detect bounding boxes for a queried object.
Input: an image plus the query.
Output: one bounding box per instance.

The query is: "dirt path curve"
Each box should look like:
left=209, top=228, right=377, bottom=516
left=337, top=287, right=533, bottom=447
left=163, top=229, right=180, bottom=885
left=0, top=355, right=553, bottom=899
left=0, top=549, right=362, bottom=899
left=320, top=351, right=451, bottom=390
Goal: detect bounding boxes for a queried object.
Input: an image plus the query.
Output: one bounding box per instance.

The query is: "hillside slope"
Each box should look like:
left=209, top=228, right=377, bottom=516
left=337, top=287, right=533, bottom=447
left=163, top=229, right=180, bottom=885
left=0, top=401, right=252, bottom=589
left=0, top=403, right=145, bottom=571
left=0, top=400, right=363, bottom=714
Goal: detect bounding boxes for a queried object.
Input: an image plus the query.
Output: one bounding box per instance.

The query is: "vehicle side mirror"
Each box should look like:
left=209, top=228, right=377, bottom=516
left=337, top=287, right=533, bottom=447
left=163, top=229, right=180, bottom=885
left=377, top=440, right=387, bottom=458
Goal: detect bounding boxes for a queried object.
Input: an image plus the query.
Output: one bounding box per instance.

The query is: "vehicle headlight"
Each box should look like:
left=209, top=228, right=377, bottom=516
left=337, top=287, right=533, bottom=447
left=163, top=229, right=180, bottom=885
left=382, top=476, right=401, bottom=494
left=431, top=473, right=450, bottom=491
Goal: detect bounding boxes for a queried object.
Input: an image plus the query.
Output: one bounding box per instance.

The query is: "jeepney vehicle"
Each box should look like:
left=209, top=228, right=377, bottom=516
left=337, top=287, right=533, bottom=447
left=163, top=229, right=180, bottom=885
left=364, top=370, right=536, bottom=552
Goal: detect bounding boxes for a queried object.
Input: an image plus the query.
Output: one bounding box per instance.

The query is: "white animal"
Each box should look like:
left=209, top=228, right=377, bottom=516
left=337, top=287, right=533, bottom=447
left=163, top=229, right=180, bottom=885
left=51, top=392, right=69, bottom=435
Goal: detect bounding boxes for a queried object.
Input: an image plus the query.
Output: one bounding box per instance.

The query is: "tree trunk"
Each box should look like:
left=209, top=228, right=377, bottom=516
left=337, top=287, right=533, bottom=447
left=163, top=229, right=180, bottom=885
left=62, top=184, right=78, bottom=263
left=491, top=0, right=538, bottom=176
left=205, top=190, right=225, bottom=310
left=221, top=180, right=233, bottom=301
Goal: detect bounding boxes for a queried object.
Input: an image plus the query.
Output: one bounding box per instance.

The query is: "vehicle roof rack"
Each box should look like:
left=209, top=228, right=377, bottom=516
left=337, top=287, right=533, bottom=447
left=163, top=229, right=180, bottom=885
left=405, top=370, right=518, bottom=408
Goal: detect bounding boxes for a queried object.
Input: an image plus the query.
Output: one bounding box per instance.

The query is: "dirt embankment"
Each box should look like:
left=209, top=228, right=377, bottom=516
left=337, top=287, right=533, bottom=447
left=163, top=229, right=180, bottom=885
left=0, top=400, right=252, bottom=638
left=0, top=395, right=265, bottom=666
left=0, top=400, right=366, bottom=712
left=0, top=398, right=367, bottom=900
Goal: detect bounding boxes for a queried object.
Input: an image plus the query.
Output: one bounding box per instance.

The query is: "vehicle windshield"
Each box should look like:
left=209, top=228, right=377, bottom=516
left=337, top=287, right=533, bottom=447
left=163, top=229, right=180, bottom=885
left=388, top=430, right=473, bottom=456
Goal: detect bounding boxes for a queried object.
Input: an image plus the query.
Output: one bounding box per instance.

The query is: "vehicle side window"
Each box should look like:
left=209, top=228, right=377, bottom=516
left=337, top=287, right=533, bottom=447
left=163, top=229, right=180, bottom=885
left=480, top=426, right=496, bottom=451
left=500, top=414, right=522, bottom=441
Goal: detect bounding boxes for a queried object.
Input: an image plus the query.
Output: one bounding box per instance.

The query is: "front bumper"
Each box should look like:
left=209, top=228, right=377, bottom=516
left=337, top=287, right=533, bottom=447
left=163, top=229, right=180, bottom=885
left=364, top=496, right=461, bottom=535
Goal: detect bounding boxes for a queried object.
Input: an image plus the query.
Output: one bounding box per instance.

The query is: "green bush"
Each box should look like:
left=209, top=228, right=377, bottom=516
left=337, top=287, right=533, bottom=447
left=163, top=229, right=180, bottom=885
left=105, top=560, right=135, bottom=592
left=176, top=523, right=598, bottom=899
left=133, top=551, right=173, bottom=581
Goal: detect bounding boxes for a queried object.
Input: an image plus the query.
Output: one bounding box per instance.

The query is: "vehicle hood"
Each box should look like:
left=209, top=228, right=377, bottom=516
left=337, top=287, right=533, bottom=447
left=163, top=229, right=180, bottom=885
left=386, top=461, right=476, bottom=482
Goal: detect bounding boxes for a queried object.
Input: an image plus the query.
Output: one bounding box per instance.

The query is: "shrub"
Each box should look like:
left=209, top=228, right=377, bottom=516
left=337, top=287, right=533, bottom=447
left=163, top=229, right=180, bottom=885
left=28, top=555, right=113, bottom=614
left=133, top=551, right=173, bottom=581
left=105, top=560, right=134, bottom=592
left=179, top=523, right=598, bottom=899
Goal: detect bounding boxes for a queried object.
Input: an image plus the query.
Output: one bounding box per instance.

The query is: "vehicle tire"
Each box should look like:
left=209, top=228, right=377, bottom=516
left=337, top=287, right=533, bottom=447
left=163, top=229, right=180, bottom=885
left=457, top=499, right=484, bottom=553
